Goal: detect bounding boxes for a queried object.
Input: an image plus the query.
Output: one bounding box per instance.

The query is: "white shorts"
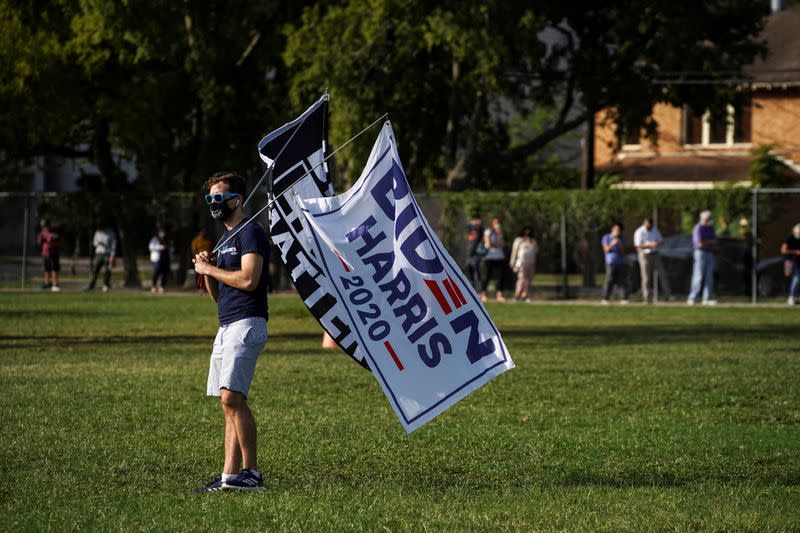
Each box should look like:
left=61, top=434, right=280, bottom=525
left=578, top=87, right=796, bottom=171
left=207, top=316, right=267, bottom=398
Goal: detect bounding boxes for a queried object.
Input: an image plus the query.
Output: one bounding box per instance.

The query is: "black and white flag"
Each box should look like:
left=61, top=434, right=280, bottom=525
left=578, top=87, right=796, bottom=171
left=257, top=93, right=366, bottom=367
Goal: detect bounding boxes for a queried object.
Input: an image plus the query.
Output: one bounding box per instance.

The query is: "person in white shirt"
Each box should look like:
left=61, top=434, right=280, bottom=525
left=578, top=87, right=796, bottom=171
left=85, top=224, right=117, bottom=292
left=509, top=226, right=538, bottom=302
left=633, top=217, right=671, bottom=303
left=149, top=227, right=171, bottom=293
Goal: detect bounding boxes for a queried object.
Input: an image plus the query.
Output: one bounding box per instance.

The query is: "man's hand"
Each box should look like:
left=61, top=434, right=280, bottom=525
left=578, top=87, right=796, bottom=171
left=193, top=251, right=214, bottom=275
left=109, top=255, right=116, bottom=268
left=194, top=260, right=213, bottom=275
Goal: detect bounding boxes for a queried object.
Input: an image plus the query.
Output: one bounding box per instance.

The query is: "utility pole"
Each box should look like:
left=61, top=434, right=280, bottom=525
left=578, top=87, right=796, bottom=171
left=581, top=108, right=597, bottom=288
left=581, top=110, right=595, bottom=190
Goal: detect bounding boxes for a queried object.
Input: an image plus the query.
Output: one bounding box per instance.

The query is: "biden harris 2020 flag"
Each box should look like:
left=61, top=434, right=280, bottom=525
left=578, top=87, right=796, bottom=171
left=297, top=122, right=514, bottom=433
left=257, top=93, right=366, bottom=368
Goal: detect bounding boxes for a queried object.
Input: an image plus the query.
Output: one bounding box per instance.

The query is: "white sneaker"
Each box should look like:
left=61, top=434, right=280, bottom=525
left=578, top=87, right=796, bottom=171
left=601, top=299, right=610, bottom=305
left=702, top=299, right=717, bottom=306
left=789, top=297, right=796, bottom=306
left=686, top=299, right=696, bottom=306
left=102, top=285, right=109, bottom=293
left=620, top=299, right=630, bottom=305
left=51, top=285, right=61, bottom=292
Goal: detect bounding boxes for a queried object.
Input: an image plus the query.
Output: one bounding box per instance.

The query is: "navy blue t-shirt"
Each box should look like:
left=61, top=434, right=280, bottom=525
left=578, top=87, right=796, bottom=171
left=215, top=218, right=270, bottom=326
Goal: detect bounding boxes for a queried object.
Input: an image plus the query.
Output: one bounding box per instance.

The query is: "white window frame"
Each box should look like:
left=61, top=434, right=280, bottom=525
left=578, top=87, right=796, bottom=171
left=686, top=104, right=751, bottom=148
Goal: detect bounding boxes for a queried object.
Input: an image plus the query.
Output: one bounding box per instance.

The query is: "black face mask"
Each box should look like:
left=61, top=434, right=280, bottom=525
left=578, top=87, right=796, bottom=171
left=210, top=198, right=239, bottom=222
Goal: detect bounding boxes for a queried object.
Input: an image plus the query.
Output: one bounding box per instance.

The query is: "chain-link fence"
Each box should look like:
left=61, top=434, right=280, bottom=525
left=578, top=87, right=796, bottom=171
left=2, top=190, right=798, bottom=303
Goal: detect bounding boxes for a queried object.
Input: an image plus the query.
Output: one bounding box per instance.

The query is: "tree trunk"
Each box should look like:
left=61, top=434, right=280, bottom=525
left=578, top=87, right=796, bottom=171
left=446, top=91, right=483, bottom=191
left=443, top=59, right=461, bottom=170
left=581, top=109, right=595, bottom=190
left=93, top=118, right=141, bottom=288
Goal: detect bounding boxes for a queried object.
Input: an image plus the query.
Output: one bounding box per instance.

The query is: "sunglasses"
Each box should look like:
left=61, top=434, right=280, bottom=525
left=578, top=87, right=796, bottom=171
left=204, top=193, right=240, bottom=205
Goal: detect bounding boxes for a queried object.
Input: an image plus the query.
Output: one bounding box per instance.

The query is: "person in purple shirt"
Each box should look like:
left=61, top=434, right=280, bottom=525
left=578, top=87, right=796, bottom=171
left=601, top=222, right=629, bottom=304
left=688, top=210, right=718, bottom=305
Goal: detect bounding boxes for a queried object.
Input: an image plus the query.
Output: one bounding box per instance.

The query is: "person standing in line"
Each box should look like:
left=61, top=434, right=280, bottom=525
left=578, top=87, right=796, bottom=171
left=37, top=219, right=61, bottom=292
left=480, top=218, right=507, bottom=303
left=193, top=171, right=269, bottom=492
left=509, top=226, right=538, bottom=302
left=149, top=227, right=171, bottom=293
left=780, top=223, right=800, bottom=306
left=633, top=217, right=671, bottom=303
left=464, top=213, right=485, bottom=292
left=687, top=210, right=718, bottom=305
left=85, top=223, right=116, bottom=292
left=601, top=222, right=629, bottom=304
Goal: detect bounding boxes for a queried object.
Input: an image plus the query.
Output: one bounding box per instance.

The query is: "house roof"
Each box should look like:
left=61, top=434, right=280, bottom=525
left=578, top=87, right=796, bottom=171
left=747, top=5, right=800, bottom=85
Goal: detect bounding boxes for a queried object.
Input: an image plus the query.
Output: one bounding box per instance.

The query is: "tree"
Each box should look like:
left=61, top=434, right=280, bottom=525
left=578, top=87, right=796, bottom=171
left=0, top=0, right=307, bottom=285
left=284, top=0, right=770, bottom=190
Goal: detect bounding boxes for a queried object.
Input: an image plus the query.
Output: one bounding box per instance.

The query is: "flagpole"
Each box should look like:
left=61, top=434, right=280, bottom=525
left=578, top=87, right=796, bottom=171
left=211, top=113, right=388, bottom=255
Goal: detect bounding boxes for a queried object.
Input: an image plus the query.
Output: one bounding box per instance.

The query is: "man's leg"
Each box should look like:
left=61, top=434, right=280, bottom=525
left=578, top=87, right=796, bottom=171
left=222, top=408, right=242, bottom=475
left=703, top=252, right=714, bottom=301
left=788, top=263, right=800, bottom=299
left=688, top=251, right=704, bottom=302
left=220, top=389, right=257, bottom=470
left=601, top=264, right=613, bottom=300
left=638, top=252, right=649, bottom=302
left=654, top=253, right=671, bottom=297
left=619, top=264, right=630, bottom=300
left=87, top=255, right=102, bottom=289
left=103, top=260, right=112, bottom=288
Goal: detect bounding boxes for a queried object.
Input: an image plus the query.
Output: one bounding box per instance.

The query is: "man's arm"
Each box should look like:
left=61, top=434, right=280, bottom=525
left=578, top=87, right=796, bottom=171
left=195, top=252, right=263, bottom=292
left=602, top=237, right=619, bottom=254
left=781, top=242, right=800, bottom=256
left=204, top=273, right=220, bottom=302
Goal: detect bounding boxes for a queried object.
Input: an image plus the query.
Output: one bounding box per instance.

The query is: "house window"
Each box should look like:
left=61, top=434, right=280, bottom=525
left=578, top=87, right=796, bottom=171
left=682, top=102, right=751, bottom=146
left=685, top=108, right=703, bottom=144
left=622, top=126, right=641, bottom=147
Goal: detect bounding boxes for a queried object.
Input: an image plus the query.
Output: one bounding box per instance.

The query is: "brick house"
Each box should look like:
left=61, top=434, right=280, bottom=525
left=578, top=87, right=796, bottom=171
left=595, top=4, right=800, bottom=189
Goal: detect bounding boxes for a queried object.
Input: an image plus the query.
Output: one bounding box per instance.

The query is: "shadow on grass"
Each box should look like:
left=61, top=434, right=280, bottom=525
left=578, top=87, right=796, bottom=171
left=501, top=324, right=795, bottom=348
left=0, top=309, right=118, bottom=319
left=0, top=332, right=330, bottom=353
left=286, top=466, right=800, bottom=491
left=3, top=324, right=793, bottom=353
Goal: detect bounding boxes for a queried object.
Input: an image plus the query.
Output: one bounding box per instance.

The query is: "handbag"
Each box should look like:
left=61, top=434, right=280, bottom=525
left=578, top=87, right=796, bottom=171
left=474, top=243, right=489, bottom=257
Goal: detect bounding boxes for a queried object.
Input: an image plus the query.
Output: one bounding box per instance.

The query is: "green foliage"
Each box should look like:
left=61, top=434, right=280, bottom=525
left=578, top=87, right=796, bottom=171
left=0, top=1, right=773, bottom=191
left=2, top=292, right=799, bottom=530
left=750, top=145, right=797, bottom=188
left=285, top=1, right=769, bottom=188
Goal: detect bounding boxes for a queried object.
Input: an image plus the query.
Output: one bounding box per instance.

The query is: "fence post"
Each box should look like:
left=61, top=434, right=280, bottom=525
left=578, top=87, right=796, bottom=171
left=21, top=195, right=30, bottom=290
left=653, top=205, right=659, bottom=303
left=751, top=189, right=758, bottom=304
left=560, top=208, right=568, bottom=299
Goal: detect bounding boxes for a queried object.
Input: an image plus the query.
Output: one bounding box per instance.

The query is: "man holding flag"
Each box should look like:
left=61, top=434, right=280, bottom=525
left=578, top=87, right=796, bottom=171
left=193, top=171, right=269, bottom=492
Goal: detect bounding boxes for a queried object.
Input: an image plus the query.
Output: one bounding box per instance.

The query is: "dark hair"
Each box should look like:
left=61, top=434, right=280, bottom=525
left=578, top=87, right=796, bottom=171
left=203, top=171, right=246, bottom=196
left=519, top=225, right=533, bottom=237
left=612, top=221, right=623, bottom=230
left=643, top=217, right=653, bottom=225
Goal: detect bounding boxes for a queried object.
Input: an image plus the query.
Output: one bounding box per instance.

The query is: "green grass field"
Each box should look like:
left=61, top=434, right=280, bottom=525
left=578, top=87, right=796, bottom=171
left=1, top=292, right=798, bottom=531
